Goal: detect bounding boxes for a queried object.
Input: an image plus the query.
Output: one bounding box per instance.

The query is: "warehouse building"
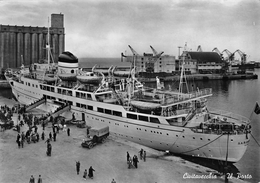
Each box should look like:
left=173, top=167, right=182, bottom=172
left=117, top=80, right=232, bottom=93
left=180, top=51, right=224, bottom=74
left=0, top=13, right=65, bottom=70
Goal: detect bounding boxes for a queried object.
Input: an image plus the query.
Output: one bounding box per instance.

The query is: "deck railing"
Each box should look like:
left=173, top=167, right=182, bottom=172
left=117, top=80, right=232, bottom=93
left=207, top=107, right=250, bottom=124
left=162, top=88, right=212, bottom=106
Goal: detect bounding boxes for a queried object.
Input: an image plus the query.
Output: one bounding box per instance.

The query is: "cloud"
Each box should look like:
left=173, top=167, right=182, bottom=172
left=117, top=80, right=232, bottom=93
left=0, top=0, right=260, bottom=60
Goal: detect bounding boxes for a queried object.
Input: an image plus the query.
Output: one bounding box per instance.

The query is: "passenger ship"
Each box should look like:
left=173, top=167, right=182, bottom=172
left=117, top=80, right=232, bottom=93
left=5, top=50, right=251, bottom=163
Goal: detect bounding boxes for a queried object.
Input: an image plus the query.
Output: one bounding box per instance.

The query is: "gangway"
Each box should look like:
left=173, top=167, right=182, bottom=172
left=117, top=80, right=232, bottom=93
left=51, top=105, right=71, bottom=119
left=43, top=104, right=71, bottom=124
left=25, top=97, right=46, bottom=112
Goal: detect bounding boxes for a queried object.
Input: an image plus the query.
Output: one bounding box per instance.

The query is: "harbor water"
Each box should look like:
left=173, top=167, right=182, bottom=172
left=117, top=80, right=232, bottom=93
left=0, top=58, right=259, bottom=182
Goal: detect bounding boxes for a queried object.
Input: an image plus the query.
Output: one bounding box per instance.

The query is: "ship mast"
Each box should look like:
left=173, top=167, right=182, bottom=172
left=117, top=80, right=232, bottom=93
left=178, top=47, right=189, bottom=99
left=47, top=17, right=51, bottom=67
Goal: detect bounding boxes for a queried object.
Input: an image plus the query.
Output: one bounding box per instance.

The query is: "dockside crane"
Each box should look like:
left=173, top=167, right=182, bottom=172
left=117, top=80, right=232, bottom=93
left=212, top=47, right=223, bottom=60
left=197, top=45, right=203, bottom=52
left=150, top=45, right=164, bottom=58
left=222, top=49, right=234, bottom=62
left=233, top=49, right=247, bottom=64
left=128, top=45, right=139, bottom=56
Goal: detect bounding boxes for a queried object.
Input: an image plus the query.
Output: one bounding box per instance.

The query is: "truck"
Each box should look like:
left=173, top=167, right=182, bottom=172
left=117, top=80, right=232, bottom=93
left=81, top=126, right=109, bottom=149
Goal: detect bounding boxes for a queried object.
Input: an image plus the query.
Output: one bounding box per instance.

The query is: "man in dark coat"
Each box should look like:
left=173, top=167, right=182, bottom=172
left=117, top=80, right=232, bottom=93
left=21, top=138, right=24, bottom=148
left=49, top=132, right=52, bottom=141
left=67, top=127, right=70, bottom=136
left=133, top=155, right=139, bottom=168
left=127, top=151, right=130, bottom=162
left=16, top=134, right=21, bottom=148
left=36, top=133, right=39, bottom=142
left=143, top=151, right=146, bottom=162
left=88, top=166, right=95, bottom=179
left=47, top=143, right=52, bottom=156
left=16, top=133, right=20, bottom=143
left=76, top=161, right=80, bottom=175
left=37, top=175, right=42, bottom=183
left=21, top=132, right=25, bottom=142
left=41, top=131, right=45, bottom=140
left=29, top=175, right=35, bottom=183
left=53, top=132, right=56, bottom=141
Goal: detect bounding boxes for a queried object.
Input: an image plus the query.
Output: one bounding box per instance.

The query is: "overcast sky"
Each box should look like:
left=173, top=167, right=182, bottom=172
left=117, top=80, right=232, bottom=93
left=0, top=0, right=259, bottom=61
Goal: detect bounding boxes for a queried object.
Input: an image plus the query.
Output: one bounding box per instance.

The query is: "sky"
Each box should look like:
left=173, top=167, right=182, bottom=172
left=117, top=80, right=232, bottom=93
left=0, top=0, right=260, bottom=61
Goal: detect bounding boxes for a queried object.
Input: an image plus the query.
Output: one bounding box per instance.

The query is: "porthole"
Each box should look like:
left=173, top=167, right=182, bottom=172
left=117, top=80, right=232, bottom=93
left=193, top=137, right=195, bottom=139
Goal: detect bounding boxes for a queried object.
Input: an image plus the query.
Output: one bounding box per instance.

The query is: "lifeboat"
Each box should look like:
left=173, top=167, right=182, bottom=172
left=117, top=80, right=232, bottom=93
left=103, top=98, right=117, bottom=104
left=58, top=73, right=77, bottom=81
left=76, top=72, right=101, bottom=84
left=130, top=100, right=161, bottom=110
left=114, top=70, right=130, bottom=77
left=44, top=75, right=56, bottom=83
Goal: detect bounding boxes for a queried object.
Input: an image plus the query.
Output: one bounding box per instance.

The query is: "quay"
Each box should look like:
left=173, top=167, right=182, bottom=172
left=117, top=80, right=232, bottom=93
left=139, top=73, right=258, bottom=82
left=0, top=99, right=247, bottom=183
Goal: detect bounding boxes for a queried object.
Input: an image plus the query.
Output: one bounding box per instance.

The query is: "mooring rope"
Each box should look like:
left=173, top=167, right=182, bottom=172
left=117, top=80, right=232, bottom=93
left=179, top=133, right=225, bottom=154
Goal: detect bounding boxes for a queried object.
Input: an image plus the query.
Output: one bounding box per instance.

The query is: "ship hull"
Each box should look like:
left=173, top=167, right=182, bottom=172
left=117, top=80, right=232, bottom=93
left=8, top=78, right=249, bottom=162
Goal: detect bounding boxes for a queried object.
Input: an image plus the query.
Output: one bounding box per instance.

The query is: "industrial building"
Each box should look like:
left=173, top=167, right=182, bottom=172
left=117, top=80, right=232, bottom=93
left=0, top=13, right=65, bottom=70
left=180, top=51, right=224, bottom=74
left=122, top=45, right=176, bottom=74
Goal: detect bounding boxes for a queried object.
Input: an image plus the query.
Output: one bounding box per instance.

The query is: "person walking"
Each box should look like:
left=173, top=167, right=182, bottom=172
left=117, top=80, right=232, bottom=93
left=83, top=169, right=87, bottom=180
left=47, top=143, right=52, bottom=156
left=139, top=149, right=143, bottom=160
left=37, top=175, right=42, bottom=183
left=88, top=166, right=95, bottom=179
left=49, top=132, right=52, bottom=141
left=67, top=127, right=70, bottom=136
left=21, top=132, right=25, bottom=142
left=111, top=178, right=116, bottom=183
left=133, top=155, right=139, bottom=168
left=52, top=125, right=55, bottom=133
left=16, top=133, right=21, bottom=144
left=76, top=161, right=80, bottom=175
left=41, top=131, right=45, bottom=140
left=56, top=126, right=59, bottom=133
left=36, top=133, right=39, bottom=142
left=29, top=175, right=35, bottom=183
left=17, top=137, right=21, bottom=148
left=21, top=138, right=24, bottom=148
left=53, top=132, right=56, bottom=142
left=127, top=151, right=130, bottom=163
left=143, top=150, right=146, bottom=162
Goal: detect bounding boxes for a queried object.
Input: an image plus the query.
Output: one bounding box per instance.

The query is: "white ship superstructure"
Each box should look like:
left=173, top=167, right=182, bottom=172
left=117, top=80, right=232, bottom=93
left=5, top=50, right=251, bottom=163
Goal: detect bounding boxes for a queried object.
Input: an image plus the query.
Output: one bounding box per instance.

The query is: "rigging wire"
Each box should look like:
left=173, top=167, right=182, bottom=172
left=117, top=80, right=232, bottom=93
left=250, top=132, right=260, bottom=147
left=179, top=133, right=225, bottom=154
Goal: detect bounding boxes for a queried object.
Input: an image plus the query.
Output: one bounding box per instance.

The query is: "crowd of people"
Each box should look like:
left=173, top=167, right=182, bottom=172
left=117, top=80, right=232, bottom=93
left=127, top=148, right=147, bottom=169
